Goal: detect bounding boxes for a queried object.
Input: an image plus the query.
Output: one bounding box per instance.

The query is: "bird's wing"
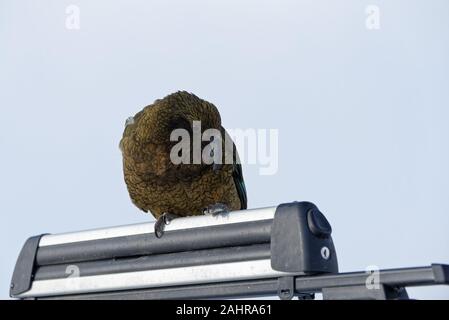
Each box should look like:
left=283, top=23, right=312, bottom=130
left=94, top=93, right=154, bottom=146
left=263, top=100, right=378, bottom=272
left=232, top=151, right=248, bottom=210
left=221, top=127, right=247, bottom=210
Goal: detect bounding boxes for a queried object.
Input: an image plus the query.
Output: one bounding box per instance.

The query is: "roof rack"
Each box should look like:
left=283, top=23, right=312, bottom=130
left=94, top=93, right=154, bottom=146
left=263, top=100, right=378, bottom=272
left=9, top=201, right=448, bottom=300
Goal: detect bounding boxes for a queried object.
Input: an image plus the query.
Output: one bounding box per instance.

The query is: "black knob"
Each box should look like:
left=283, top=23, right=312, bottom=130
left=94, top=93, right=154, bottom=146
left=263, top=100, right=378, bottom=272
left=307, top=209, right=332, bottom=238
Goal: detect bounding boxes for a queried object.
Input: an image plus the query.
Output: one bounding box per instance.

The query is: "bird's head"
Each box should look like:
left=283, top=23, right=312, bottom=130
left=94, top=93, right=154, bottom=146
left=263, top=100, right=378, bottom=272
left=120, top=91, right=225, bottom=178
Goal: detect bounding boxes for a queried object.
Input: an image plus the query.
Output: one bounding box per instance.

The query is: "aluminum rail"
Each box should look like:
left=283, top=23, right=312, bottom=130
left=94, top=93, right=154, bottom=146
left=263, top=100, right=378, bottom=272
left=39, top=207, right=277, bottom=247
left=34, top=244, right=271, bottom=281
left=36, top=220, right=273, bottom=265
left=35, top=264, right=449, bottom=300
left=17, top=259, right=300, bottom=298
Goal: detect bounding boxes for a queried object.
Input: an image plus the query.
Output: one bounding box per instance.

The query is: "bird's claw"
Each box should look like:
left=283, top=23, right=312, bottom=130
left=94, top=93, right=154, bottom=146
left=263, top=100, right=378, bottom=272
left=154, top=213, right=178, bottom=238
left=204, top=203, right=230, bottom=217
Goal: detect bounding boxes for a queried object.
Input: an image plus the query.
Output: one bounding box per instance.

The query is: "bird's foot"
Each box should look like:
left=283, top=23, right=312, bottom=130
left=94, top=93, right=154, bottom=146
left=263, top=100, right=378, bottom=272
left=203, top=203, right=230, bottom=217
left=154, top=213, right=178, bottom=238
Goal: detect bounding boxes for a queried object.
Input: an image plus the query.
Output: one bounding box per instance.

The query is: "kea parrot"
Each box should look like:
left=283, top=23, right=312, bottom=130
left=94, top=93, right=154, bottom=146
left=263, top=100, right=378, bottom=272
left=119, top=91, right=247, bottom=237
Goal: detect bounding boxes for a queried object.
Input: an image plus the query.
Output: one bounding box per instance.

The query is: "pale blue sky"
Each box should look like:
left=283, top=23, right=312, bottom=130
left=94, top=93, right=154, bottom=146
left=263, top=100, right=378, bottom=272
left=1, top=0, right=448, bottom=299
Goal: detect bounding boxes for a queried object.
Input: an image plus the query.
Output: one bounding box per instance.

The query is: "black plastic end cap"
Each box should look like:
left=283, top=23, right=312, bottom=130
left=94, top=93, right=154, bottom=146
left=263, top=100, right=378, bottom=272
left=432, top=264, right=449, bottom=284
left=270, top=201, right=338, bottom=274
left=10, top=235, right=46, bottom=298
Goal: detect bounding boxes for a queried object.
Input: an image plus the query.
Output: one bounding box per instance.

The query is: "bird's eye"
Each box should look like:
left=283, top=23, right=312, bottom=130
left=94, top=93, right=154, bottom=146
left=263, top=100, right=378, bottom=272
left=125, top=116, right=135, bottom=127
